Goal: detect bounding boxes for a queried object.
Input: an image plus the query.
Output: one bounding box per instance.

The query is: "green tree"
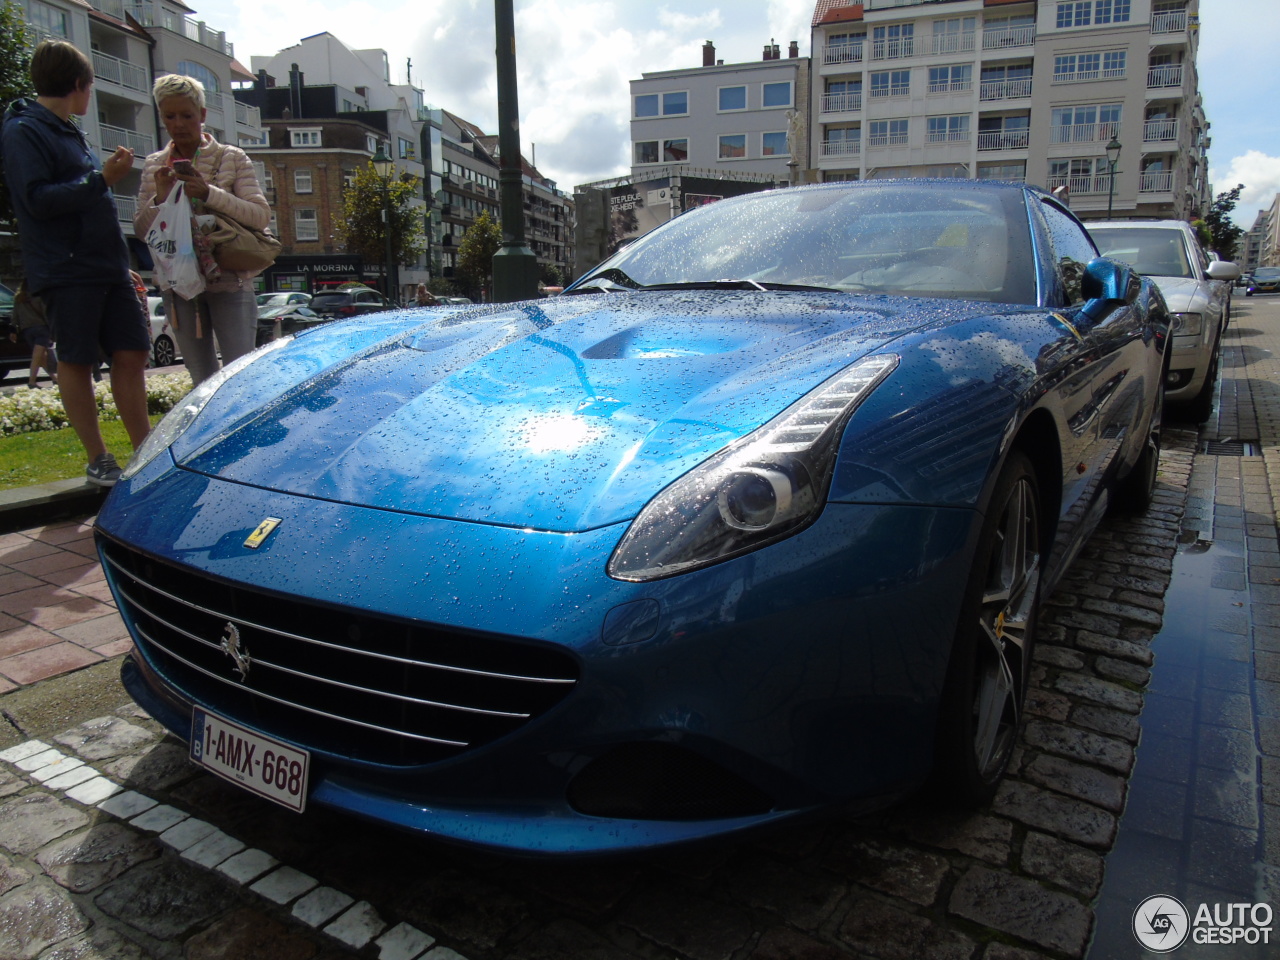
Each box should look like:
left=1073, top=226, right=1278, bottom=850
left=1202, top=184, right=1246, bottom=263
left=336, top=165, right=426, bottom=280
left=0, top=0, right=34, bottom=230
left=455, top=210, right=502, bottom=299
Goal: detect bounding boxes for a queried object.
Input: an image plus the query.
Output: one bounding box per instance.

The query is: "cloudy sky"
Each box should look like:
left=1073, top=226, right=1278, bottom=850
left=189, top=0, right=1277, bottom=228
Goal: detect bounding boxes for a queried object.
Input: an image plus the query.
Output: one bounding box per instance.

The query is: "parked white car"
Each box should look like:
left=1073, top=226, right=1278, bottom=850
left=146, top=297, right=178, bottom=367
left=1086, top=220, right=1239, bottom=422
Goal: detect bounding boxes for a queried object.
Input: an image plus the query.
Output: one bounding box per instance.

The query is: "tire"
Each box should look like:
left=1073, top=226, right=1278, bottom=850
left=932, top=450, right=1041, bottom=806
left=1112, top=367, right=1165, bottom=515
left=153, top=335, right=176, bottom=368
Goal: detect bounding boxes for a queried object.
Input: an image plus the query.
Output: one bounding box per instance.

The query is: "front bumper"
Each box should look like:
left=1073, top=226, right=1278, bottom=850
left=98, top=463, right=977, bottom=854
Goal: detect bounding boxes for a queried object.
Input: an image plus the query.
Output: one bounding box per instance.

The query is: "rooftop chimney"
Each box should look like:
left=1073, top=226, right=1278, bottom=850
left=763, top=41, right=772, bottom=60
left=789, top=40, right=799, bottom=58
left=703, top=40, right=715, bottom=66
left=772, top=42, right=780, bottom=59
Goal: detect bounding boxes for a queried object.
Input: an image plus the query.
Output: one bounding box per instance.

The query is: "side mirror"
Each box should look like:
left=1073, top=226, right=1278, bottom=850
left=1079, top=258, right=1138, bottom=325
left=1206, top=260, right=1241, bottom=281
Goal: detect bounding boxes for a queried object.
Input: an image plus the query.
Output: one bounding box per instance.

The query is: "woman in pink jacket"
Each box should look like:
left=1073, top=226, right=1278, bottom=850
left=134, top=74, right=270, bottom=385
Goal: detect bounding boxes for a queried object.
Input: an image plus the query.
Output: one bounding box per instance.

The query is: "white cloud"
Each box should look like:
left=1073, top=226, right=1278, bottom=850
left=1209, top=151, right=1280, bottom=227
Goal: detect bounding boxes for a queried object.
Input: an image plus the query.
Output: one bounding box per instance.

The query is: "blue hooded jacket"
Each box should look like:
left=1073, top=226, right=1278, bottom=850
left=0, top=98, right=130, bottom=294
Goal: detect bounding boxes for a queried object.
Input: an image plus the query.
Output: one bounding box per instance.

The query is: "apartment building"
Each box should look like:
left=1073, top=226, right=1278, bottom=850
left=629, top=39, right=811, bottom=183
left=248, top=34, right=429, bottom=299
left=808, top=0, right=1209, bottom=220
left=16, top=0, right=263, bottom=243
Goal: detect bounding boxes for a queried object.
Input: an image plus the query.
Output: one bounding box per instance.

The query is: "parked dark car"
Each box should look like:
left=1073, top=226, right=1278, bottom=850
left=98, top=180, right=1168, bottom=855
left=1247, top=267, right=1280, bottom=296
left=257, top=291, right=312, bottom=310
left=255, top=305, right=329, bottom=347
left=308, top=288, right=390, bottom=319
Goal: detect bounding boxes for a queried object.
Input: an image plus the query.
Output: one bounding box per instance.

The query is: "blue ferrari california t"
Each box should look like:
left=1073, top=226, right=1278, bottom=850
left=97, top=180, right=1168, bottom=854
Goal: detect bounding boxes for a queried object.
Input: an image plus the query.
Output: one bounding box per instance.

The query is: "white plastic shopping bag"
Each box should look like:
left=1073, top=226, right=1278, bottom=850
left=144, top=185, right=205, bottom=300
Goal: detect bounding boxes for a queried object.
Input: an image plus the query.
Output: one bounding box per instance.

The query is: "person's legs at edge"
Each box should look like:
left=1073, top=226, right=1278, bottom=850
left=207, top=287, right=256, bottom=368
left=57, top=361, right=107, bottom=462
left=168, top=294, right=219, bottom=385
left=109, top=348, right=151, bottom=449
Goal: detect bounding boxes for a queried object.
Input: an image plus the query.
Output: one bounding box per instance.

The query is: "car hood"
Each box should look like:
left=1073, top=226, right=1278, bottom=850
left=177, top=292, right=974, bottom=532
left=1143, top=275, right=1210, bottom=313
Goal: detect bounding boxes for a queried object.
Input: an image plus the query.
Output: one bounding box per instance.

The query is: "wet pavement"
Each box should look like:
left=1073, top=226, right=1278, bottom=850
left=0, top=297, right=1277, bottom=958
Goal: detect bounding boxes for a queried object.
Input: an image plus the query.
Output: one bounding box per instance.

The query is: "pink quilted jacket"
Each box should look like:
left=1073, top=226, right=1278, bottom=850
left=134, top=132, right=271, bottom=292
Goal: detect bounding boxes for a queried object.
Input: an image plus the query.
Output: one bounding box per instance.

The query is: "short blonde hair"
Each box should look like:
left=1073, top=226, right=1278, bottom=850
left=152, top=74, right=206, bottom=111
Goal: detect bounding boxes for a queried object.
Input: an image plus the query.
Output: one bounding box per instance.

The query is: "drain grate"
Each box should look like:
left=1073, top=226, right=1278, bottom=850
left=1200, top=440, right=1260, bottom=456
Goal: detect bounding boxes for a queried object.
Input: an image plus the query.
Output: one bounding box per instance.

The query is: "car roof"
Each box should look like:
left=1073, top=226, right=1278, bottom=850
left=1087, top=220, right=1193, bottom=232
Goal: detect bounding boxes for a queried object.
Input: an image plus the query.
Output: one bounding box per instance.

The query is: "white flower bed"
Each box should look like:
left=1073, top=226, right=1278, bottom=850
left=0, top=372, right=194, bottom=437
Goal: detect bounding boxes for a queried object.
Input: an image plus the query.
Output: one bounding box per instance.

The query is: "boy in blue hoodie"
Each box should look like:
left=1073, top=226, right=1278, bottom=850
left=1, top=40, right=151, bottom=486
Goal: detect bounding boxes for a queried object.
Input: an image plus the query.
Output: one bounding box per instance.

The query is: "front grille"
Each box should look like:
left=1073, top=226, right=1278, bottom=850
left=99, top=538, right=579, bottom=766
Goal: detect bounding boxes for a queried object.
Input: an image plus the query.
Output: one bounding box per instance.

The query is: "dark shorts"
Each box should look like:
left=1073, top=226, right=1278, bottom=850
left=42, top=282, right=150, bottom=365
left=20, top=325, right=54, bottom=350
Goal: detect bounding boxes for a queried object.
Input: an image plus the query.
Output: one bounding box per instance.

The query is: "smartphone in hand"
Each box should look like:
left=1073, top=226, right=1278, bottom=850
left=172, top=159, right=195, bottom=176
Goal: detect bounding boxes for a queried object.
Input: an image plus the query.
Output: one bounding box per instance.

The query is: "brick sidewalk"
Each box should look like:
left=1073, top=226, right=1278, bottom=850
left=0, top=520, right=130, bottom=692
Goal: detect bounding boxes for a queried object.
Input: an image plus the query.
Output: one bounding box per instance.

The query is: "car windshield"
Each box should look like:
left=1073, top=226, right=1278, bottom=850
left=1089, top=227, right=1195, bottom=280
left=310, top=294, right=350, bottom=307
left=1254, top=268, right=1280, bottom=281
left=574, top=182, right=1037, bottom=305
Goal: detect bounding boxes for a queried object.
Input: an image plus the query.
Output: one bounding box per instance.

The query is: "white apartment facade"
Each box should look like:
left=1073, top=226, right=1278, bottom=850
left=629, top=40, right=811, bottom=183
left=809, top=0, right=1209, bottom=221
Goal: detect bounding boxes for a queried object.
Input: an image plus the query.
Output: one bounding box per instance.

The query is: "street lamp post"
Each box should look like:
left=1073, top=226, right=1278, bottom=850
left=1105, top=136, right=1122, bottom=219
left=371, top=143, right=398, bottom=303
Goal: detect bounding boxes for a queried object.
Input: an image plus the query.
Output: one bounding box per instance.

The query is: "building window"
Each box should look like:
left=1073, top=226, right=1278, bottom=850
left=294, top=169, right=313, bottom=193
left=719, top=134, right=746, bottom=159
left=1054, top=51, right=1125, bottom=82
left=932, top=17, right=976, bottom=54
left=868, top=119, right=908, bottom=147
left=366, top=135, right=378, bottom=153
left=718, top=86, right=746, bottom=111
left=634, top=91, right=688, bottom=118
left=870, top=70, right=910, bottom=98
left=177, top=61, right=221, bottom=93
left=399, top=138, right=414, bottom=159
left=295, top=209, right=318, bottom=241
left=977, top=162, right=1027, bottom=181
left=634, top=139, right=687, bottom=164
left=762, top=81, right=792, bottom=109
left=29, top=1, right=68, bottom=38
left=1056, top=1, right=1092, bottom=28
left=291, top=128, right=322, bottom=147
left=1051, top=103, right=1121, bottom=143
left=871, top=23, right=914, bottom=59
left=762, top=131, right=788, bottom=156
left=262, top=169, right=274, bottom=192
left=927, top=64, right=972, bottom=94
left=927, top=115, right=970, bottom=143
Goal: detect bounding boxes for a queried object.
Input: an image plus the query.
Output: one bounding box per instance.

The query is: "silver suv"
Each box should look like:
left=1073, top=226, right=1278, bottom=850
left=1086, top=220, right=1240, bottom=422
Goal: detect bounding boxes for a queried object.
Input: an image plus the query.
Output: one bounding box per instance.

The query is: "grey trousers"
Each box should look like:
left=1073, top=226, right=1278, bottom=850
left=167, top=286, right=256, bottom=386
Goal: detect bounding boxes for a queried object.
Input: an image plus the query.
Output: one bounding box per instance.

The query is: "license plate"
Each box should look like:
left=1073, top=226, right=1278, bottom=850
left=190, top=708, right=310, bottom=813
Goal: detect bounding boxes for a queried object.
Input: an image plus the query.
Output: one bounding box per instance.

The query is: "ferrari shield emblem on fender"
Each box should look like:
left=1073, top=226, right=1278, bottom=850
left=244, top=517, right=282, bottom=549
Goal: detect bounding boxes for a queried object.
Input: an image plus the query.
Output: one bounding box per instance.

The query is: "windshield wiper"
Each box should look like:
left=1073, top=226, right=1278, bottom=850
left=563, top=268, right=642, bottom=295
left=642, top=279, right=842, bottom=293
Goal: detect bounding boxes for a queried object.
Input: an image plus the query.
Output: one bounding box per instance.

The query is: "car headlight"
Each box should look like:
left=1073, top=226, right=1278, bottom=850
left=608, top=355, right=899, bottom=582
left=122, top=337, right=294, bottom=480
left=1170, top=312, right=1203, bottom=336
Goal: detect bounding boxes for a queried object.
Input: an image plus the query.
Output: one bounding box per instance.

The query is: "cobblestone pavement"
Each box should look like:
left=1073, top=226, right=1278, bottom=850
left=1, top=299, right=1277, bottom=959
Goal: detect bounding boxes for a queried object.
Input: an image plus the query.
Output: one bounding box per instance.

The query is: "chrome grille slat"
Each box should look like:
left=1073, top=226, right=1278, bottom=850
left=115, top=580, right=528, bottom=720
left=99, top=539, right=580, bottom=767
left=134, top=624, right=469, bottom=747
left=104, top=553, right=573, bottom=685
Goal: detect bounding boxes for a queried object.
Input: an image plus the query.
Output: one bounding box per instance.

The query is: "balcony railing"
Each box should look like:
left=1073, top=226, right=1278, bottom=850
left=870, top=37, right=914, bottom=60
left=1147, top=64, right=1184, bottom=88
left=823, top=41, right=864, bottom=64
left=927, top=79, right=973, bottom=95
left=113, top=195, right=136, bottom=224
left=870, top=84, right=910, bottom=99
left=1046, top=174, right=1110, bottom=196
left=1140, top=170, right=1174, bottom=193
left=1143, top=118, right=1179, bottom=142
left=1049, top=121, right=1119, bottom=144
left=821, top=139, right=861, bottom=157
left=1151, top=10, right=1188, bottom=34
left=931, top=32, right=975, bottom=55
left=235, top=101, right=262, bottom=128
left=98, top=123, right=154, bottom=156
left=1054, top=66, right=1127, bottom=84
left=866, top=133, right=909, bottom=148
left=982, top=25, right=1035, bottom=49
left=90, top=50, right=148, bottom=94
left=979, top=78, right=1032, bottom=101
left=927, top=129, right=970, bottom=144
left=977, top=130, right=1030, bottom=151
left=821, top=92, right=863, bottom=113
